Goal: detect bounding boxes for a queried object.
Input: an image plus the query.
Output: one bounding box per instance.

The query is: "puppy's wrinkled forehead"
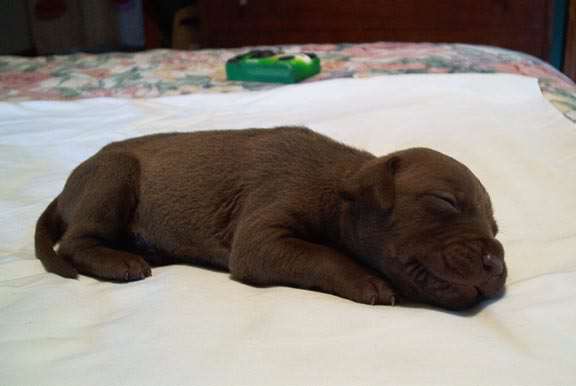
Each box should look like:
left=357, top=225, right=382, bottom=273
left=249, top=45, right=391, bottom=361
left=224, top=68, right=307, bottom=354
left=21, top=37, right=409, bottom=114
left=393, top=148, right=491, bottom=207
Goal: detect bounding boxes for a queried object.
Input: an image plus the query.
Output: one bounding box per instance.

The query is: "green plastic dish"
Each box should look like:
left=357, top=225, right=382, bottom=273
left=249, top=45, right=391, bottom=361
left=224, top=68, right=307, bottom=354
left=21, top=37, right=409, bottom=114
left=226, top=50, right=321, bottom=84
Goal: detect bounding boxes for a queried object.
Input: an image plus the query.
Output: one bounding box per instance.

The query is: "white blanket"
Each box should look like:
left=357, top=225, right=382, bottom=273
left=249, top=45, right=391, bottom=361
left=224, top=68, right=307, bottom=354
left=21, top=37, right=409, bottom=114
left=1, top=74, right=575, bottom=386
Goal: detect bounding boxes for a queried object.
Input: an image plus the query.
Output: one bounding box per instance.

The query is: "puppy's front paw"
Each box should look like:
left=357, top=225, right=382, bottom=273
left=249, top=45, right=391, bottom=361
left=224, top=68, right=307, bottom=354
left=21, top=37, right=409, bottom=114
left=343, top=277, right=396, bottom=306
left=362, top=277, right=396, bottom=305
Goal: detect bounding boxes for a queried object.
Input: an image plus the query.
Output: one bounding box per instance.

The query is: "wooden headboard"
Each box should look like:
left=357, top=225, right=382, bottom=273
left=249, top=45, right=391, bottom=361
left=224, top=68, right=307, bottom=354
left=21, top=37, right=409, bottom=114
left=198, top=0, right=555, bottom=60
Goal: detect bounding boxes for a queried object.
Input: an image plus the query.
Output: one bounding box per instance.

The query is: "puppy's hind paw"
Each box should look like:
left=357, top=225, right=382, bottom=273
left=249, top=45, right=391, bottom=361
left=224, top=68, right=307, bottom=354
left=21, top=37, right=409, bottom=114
left=77, top=252, right=153, bottom=283
left=120, top=255, right=152, bottom=281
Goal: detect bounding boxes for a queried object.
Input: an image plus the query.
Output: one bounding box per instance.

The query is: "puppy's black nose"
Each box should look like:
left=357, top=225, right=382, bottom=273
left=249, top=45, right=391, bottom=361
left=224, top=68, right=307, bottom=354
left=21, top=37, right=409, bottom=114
left=482, top=254, right=504, bottom=275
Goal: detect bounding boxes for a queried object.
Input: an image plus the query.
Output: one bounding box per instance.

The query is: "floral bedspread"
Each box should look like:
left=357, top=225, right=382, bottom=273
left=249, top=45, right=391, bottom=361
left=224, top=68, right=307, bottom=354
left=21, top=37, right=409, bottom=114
left=1, top=42, right=575, bottom=122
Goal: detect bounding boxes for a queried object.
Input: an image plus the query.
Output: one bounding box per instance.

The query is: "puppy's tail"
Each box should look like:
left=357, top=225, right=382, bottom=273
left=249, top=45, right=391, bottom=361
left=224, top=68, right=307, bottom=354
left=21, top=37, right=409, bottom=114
left=35, top=197, right=78, bottom=278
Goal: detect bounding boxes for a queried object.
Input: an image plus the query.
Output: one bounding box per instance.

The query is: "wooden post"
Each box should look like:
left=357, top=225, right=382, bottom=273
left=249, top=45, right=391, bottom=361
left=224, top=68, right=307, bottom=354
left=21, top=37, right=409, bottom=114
left=564, top=0, right=576, bottom=80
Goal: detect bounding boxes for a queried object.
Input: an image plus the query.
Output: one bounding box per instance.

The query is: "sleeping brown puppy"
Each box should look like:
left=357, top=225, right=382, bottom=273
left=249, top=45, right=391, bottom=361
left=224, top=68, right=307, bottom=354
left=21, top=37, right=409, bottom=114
left=35, top=127, right=506, bottom=310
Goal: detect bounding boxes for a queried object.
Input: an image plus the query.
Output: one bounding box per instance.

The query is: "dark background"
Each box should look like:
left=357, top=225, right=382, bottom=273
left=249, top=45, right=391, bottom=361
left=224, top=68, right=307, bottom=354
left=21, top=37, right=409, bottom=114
left=0, top=0, right=574, bottom=78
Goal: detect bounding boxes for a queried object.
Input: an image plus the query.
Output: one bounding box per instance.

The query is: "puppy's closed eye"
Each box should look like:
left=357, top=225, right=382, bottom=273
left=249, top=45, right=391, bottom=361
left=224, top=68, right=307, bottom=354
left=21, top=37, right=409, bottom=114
left=424, top=192, right=460, bottom=214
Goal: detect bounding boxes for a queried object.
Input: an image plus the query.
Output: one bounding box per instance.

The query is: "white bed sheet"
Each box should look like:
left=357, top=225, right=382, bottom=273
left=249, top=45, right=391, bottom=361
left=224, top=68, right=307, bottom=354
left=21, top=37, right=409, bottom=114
left=0, top=74, right=575, bottom=386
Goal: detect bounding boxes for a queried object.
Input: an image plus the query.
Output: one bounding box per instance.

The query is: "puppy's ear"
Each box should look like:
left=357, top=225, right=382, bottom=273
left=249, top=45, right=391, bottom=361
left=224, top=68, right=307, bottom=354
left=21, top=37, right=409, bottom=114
left=341, top=156, right=399, bottom=210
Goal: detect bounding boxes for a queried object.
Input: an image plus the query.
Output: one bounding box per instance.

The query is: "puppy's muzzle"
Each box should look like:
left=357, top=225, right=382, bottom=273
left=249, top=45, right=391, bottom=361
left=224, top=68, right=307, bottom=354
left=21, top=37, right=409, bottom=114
left=437, top=237, right=506, bottom=298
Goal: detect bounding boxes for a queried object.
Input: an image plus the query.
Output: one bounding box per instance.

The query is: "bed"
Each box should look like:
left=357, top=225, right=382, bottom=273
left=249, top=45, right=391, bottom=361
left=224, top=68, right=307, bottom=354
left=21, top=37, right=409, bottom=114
left=1, top=42, right=575, bottom=386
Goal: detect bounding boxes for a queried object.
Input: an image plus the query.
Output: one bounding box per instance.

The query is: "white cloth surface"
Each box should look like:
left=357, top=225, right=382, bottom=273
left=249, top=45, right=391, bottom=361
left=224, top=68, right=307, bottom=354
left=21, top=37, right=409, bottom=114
left=0, top=74, right=575, bottom=386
